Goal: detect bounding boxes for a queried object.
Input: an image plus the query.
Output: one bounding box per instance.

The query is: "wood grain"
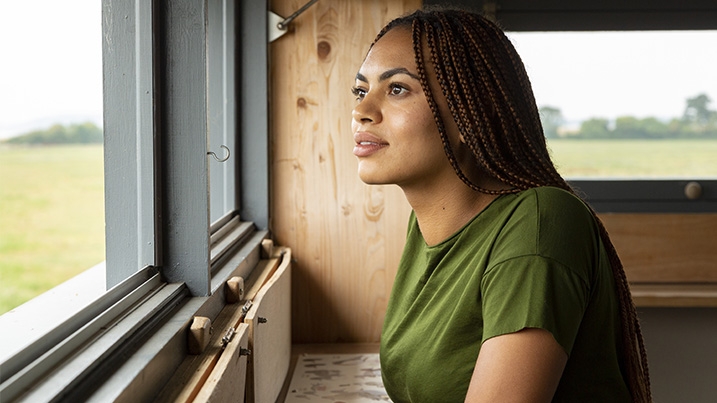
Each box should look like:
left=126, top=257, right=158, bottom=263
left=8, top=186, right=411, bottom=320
left=270, top=0, right=418, bottom=343
left=155, top=252, right=289, bottom=402
left=601, top=213, right=717, bottom=283
left=245, top=248, right=292, bottom=403
left=155, top=306, right=237, bottom=402
left=193, top=323, right=249, bottom=403
left=630, top=283, right=717, bottom=307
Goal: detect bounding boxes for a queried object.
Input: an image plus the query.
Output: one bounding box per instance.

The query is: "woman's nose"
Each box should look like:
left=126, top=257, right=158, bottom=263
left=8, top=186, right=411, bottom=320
left=352, top=95, right=381, bottom=124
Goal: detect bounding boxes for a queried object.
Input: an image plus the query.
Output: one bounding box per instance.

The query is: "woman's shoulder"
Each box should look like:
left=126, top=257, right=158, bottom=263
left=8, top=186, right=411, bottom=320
left=491, top=186, right=601, bottom=263
left=492, top=187, right=600, bottom=280
left=511, top=186, right=595, bottom=224
left=521, top=186, right=589, bottom=209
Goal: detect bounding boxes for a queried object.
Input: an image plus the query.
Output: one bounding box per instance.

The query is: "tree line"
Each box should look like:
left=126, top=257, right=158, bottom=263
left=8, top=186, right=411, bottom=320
left=4, top=93, right=716, bottom=143
left=3, top=122, right=102, bottom=145
left=540, top=93, right=717, bottom=139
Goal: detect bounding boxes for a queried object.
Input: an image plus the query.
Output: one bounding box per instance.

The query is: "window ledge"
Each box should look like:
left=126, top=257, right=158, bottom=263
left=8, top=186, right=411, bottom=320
left=631, top=283, right=717, bottom=307
left=0, top=263, right=106, bottom=363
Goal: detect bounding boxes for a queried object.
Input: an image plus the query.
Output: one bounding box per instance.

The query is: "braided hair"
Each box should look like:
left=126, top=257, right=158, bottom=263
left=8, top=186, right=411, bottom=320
left=373, top=9, right=652, bottom=402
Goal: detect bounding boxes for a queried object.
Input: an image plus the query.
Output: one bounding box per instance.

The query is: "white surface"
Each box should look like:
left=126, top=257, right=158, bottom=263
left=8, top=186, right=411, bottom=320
left=285, top=353, right=390, bottom=402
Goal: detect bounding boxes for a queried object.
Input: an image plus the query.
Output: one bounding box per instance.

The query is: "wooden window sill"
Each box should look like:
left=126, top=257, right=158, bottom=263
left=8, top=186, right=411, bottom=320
left=631, top=283, right=717, bottom=307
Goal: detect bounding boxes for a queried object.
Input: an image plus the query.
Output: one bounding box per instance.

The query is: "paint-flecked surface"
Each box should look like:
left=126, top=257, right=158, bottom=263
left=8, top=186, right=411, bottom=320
left=285, top=354, right=390, bottom=402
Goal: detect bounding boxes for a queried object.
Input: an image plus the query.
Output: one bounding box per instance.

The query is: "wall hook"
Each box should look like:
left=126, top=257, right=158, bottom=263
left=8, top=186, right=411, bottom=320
left=268, top=0, right=318, bottom=42
left=207, top=145, right=230, bottom=163
left=277, top=0, right=318, bottom=30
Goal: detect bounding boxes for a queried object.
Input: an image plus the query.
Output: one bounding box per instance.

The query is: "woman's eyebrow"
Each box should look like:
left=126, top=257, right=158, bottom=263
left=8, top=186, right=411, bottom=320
left=379, top=67, right=419, bottom=82
left=355, top=67, right=420, bottom=83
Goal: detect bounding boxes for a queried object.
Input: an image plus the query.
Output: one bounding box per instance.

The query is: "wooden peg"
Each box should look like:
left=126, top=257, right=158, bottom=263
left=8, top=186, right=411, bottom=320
left=260, top=239, right=274, bottom=259
left=188, top=316, right=212, bottom=355
left=226, top=276, right=245, bottom=303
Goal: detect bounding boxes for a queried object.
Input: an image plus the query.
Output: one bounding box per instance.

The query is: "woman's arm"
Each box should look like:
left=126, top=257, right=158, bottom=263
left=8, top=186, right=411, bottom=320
left=464, top=328, right=568, bottom=403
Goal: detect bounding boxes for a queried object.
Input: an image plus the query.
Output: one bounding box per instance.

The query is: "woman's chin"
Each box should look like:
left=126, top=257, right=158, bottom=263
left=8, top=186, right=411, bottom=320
left=357, top=169, right=390, bottom=185
left=358, top=175, right=385, bottom=185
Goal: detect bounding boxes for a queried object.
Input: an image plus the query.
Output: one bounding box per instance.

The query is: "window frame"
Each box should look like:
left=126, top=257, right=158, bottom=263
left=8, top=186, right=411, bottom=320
left=425, top=0, right=717, bottom=213
left=0, top=0, right=270, bottom=400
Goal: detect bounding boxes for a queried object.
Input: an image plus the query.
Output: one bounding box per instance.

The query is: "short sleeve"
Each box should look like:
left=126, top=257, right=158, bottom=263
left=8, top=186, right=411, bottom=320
left=480, top=255, right=590, bottom=355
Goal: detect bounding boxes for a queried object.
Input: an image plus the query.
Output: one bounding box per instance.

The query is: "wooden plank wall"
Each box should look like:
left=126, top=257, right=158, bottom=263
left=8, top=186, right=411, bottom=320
left=269, top=0, right=717, bottom=343
left=270, top=0, right=419, bottom=343
left=601, top=214, right=717, bottom=283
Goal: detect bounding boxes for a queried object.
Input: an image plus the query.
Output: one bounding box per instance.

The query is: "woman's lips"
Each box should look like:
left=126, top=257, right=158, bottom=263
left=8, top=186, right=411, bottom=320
left=353, top=132, right=388, bottom=157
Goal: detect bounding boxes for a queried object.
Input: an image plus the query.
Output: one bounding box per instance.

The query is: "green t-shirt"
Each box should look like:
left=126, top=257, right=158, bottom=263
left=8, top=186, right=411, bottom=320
left=380, top=187, right=631, bottom=402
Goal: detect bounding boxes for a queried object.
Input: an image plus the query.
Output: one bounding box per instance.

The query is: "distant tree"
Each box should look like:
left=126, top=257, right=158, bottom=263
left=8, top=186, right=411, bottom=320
left=578, top=118, right=611, bottom=139
left=4, top=122, right=103, bottom=145
left=538, top=106, right=564, bottom=139
left=533, top=93, right=717, bottom=140
left=614, top=116, right=669, bottom=139
left=69, top=122, right=103, bottom=143
left=640, top=117, right=670, bottom=138
left=613, top=116, right=641, bottom=138
left=682, top=93, right=714, bottom=126
left=677, top=93, right=717, bottom=137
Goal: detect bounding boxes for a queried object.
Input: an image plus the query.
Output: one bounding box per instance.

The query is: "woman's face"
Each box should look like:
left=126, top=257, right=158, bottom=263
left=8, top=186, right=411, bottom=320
left=351, top=28, right=455, bottom=189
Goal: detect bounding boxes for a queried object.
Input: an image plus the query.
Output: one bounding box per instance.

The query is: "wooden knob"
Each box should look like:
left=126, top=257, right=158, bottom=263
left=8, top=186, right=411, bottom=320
left=684, top=181, right=702, bottom=200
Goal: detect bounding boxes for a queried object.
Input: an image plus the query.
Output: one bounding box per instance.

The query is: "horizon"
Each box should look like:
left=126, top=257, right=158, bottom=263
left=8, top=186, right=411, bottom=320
left=1, top=2, right=715, bottom=141
left=0, top=1, right=102, bottom=141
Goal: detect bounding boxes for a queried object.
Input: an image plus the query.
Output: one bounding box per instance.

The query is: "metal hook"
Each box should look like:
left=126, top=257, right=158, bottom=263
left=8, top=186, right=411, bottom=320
left=276, top=0, right=318, bottom=30
left=207, top=145, right=230, bottom=163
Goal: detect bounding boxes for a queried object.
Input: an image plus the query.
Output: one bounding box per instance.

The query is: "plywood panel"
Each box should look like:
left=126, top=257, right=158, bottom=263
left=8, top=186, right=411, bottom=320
left=270, top=0, right=419, bottom=343
left=155, top=305, right=241, bottom=403
left=193, top=323, right=249, bottom=403
left=156, top=254, right=287, bottom=402
left=245, top=248, right=292, bottom=403
left=601, top=213, right=717, bottom=283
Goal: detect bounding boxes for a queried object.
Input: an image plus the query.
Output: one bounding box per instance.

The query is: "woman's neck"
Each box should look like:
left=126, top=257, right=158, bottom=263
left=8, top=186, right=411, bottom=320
left=402, top=179, right=500, bottom=246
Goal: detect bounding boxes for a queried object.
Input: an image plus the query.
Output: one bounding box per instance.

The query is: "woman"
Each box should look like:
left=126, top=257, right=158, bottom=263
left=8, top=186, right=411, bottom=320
left=351, top=8, right=651, bottom=403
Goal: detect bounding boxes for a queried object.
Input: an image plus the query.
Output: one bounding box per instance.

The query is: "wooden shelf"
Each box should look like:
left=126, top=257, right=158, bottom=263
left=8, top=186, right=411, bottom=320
left=631, top=283, right=717, bottom=307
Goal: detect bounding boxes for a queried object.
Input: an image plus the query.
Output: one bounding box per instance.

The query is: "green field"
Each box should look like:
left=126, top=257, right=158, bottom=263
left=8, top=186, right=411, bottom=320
left=0, top=139, right=716, bottom=315
left=548, top=138, right=717, bottom=178
left=0, top=144, right=105, bottom=314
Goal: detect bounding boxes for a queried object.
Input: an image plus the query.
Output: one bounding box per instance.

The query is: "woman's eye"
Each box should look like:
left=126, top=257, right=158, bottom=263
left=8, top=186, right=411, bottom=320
left=389, top=84, right=407, bottom=96
left=351, top=86, right=366, bottom=100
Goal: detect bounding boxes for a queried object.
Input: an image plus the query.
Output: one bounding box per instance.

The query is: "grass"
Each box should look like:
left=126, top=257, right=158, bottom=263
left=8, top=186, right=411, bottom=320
left=0, top=144, right=105, bottom=315
left=548, top=138, right=717, bottom=178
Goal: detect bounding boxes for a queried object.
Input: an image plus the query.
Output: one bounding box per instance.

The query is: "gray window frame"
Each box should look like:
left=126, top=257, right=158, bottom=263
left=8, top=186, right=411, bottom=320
left=0, top=0, right=271, bottom=400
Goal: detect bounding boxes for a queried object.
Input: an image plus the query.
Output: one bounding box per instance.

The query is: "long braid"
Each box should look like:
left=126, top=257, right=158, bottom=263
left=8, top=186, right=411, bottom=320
left=593, top=212, right=653, bottom=402
left=373, top=9, right=652, bottom=402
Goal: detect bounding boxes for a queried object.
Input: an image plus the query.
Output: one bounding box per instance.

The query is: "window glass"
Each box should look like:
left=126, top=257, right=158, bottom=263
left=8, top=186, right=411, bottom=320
left=0, top=1, right=104, bottom=314
left=507, top=30, right=717, bottom=179
left=207, top=1, right=238, bottom=224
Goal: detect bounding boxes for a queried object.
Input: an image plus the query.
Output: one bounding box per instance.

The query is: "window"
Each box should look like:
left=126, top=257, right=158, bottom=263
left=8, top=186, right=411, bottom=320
left=0, top=2, right=104, bottom=315
left=424, top=0, right=717, bottom=212
left=507, top=30, right=717, bottom=180
left=0, top=1, right=271, bottom=400
left=506, top=30, right=717, bottom=212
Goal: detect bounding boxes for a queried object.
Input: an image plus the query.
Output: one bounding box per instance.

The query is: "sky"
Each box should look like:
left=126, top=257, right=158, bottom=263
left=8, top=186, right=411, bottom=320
left=0, top=2, right=716, bottom=139
left=0, top=1, right=102, bottom=140
left=508, top=30, right=717, bottom=126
